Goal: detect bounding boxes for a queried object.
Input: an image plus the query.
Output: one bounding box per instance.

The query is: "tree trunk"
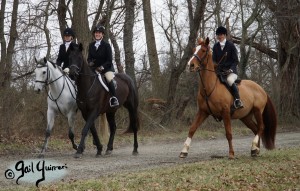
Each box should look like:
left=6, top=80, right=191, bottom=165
left=142, top=0, right=161, bottom=97
left=263, top=0, right=300, bottom=117
left=161, top=0, right=207, bottom=125
left=124, top=0, right=136, bottom=84
left=0, top=0, right=19, bottom=88
left=57, top=0, right=67, bottom=39
left=72, top=0, right=90, bottom=57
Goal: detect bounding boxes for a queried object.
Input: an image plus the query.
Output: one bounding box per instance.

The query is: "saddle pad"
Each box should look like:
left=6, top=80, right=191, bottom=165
left=97, top=73, right=109, bottom=92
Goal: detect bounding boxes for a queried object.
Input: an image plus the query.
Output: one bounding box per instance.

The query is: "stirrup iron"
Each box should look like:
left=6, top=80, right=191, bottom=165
left=109, top=96, right=119, bottom=107
left=234, top=99, right=243, bottom=109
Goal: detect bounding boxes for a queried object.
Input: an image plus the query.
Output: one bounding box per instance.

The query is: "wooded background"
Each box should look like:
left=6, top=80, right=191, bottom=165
left=0, top=0, right=299, bottom=138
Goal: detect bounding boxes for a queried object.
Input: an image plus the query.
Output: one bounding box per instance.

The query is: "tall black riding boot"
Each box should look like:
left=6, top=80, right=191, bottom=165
left=231, top=83, right=243, bottom=109
left=108, top=81, right=119, bottom=107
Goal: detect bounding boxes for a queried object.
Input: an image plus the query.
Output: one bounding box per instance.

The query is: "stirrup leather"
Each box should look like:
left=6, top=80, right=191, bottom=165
left=109, top=96, right=119, bottom=107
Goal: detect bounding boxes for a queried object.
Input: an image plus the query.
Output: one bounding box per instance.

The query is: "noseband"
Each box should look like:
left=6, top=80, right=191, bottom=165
left=193, top=46, right=209, bottom=71
left=35, top=63, right=64, bottom=85
left=69, top=64, right=81, bottom=76
left=35, top=64, right=50, bottom=84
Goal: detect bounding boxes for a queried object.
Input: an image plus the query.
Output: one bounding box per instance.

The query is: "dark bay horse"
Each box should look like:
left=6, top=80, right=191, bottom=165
left=68, top=43, right=139, bottom=158
left=180, top=37, right=277, bottom=159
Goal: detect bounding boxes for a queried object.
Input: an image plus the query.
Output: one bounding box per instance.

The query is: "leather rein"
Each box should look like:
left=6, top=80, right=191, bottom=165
left=193, top=46, right=221, bottom=122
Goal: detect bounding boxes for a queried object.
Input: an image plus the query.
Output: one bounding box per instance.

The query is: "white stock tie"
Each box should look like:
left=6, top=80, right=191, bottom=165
left=95, top=40, right=101, bottom=50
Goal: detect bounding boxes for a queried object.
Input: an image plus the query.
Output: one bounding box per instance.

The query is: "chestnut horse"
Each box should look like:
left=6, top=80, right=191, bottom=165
left=68, top=43, right=139, bottom=158
left=180, top=37, right=277, bottom=159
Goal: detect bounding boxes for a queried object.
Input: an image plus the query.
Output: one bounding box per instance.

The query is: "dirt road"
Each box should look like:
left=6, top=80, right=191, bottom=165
left=1, top=131, right=299, bottom=189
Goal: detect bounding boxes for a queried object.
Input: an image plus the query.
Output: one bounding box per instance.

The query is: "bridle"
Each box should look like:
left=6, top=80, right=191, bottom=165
left=192, top=45, right=213, bottom=72
left=35, top=63, right=77, bottom=113
left=69, top=60, right=99, bottom=99
left=35, top=64, right=64, bottom=85
left=192, top=45, right=220, bottom=122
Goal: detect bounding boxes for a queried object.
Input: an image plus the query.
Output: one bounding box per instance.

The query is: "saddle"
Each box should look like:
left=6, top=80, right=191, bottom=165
left=217, top=73, right=242, bottom=115
left=218, top=74, right=241, bottom=90
left=95, top=71, right=117, bottom=92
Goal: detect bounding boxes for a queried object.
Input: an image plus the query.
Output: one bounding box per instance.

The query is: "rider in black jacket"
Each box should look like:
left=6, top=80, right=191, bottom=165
left=56, top=28, right=77, bottom=73
left=87, top=25, right=119, bottom=107
left=212, top=26, right=243, bottom=109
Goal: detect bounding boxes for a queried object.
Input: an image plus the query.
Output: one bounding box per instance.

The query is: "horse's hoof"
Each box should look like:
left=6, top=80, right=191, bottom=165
left=74, top=152, right=83, bottom=158
left=96, top=150, right=102, bottom=157
left=105, top=150, right=113, bottom=155
left=179, top=152, right=188, bottom=158
left=38, top=154, right=45, bottom=158
left=228, top=155, right=235, bottom=160
left=73, top=144, right=78, bottom=150
left=251, top=149, right=260, bottom=157
left=132, top=151, right=139, bottom=156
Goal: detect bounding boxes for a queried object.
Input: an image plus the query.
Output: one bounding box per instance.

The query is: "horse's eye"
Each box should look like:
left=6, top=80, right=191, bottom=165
left=43, top=71, right=46, bottom=74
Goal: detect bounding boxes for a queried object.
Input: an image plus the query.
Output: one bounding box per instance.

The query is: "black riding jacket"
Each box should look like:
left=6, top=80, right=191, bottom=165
left=56, top=41, right=77, bottom=70
left=87, top=40, right=114, bottom=73
left=212, top=40, right=239, bottom=74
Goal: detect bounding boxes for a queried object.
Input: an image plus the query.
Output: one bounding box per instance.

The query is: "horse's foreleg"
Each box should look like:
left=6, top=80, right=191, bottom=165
left=105, top=112, right=116, bottom=155
left=90, top=122, right=103, bottom=157
left=75, top=112, right=98, bottom=158
left=251, top=108, right=264, bottom=157
left=39, top=109, right=55, bottom=158
left=67, top=111, right=77, bottom=150
left=223, top=113, right=234, bottom=159
left=179, top=111, right=208, bottom=158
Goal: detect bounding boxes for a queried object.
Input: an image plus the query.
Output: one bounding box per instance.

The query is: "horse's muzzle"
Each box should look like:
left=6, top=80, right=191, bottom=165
left=189, top=63, right=195, bottom=72
left=34, top=88, right=41, bottom=94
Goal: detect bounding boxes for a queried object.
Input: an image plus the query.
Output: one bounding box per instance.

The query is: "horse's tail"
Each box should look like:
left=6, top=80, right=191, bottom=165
left=119, top=74, right=140, bottom=133
left=262, top=95, right=277, bottom=150
left=99, top=113, right=110, bottom=145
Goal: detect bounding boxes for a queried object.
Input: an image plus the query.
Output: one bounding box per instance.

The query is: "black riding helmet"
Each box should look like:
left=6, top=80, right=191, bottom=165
left=216, top=26, right=227, bottom=35
left=63, top=28, right=75, bottom=38
left=93, top=25, right=105, bottom=34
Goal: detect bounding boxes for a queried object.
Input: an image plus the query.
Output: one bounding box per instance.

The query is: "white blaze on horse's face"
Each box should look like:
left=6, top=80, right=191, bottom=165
left=187, top=45, right=201, bottom=72
left=34, top=65, right=47, bottom=93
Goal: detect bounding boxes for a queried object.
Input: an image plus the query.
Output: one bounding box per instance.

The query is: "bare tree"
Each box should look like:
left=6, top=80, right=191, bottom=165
left=161, top=0, right=208, bottom=124
left=72, top=0, right=90, bottom=57
left=263, top=0, right=300, bottom=117
left=142, top=0, right=161, bottom=97
left=124, top=0, right=137, bottom=83
left=0, top=0, right=19, bottom=88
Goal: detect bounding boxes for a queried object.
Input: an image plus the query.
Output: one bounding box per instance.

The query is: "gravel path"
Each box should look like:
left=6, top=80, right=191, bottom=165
left=0, top=131, right=299, bottom=189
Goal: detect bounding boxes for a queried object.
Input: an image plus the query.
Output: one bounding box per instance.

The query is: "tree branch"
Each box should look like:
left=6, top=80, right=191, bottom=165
left=232, top=35, right=278, bottom=60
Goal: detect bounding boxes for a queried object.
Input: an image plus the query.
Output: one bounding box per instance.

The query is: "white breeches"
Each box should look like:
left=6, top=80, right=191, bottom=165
left=227, top=73, right=237, bottom=86
left=104, top=71, right=115, bottom=82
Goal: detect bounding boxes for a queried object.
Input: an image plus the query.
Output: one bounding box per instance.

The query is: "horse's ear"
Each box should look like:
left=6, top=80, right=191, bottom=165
left=79, top=43, right=83, bottom=51
left=197, top=37, right=203, bottom=45
left=43, top=57, right=47, bottom=64
left=49, top=60, right=56, bottom=68
left=34, top=57, right=38, bottom=64
left=205, top=37, right=210, bottom=46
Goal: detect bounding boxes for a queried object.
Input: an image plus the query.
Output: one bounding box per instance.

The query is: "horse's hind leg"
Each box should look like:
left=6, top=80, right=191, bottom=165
left=39, top=109, right=55, bottom=158
left=240, top=114, right=261, bottom=156
left=67, top=111, right=77, bottom=150
left=105, top=112, right=116, bottom=155
left=124, top=102, right=139, bottom=155
left=250, top=108, right=264, bottom=157
left=179, top=110, right=208, bottom=158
